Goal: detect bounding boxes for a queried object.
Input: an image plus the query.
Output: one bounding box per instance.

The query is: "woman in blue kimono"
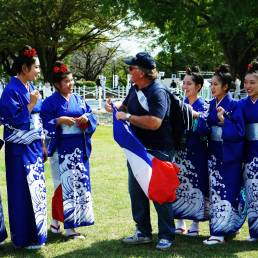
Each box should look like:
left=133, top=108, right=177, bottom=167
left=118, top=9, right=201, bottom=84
left=199, top=65, right=246, bottom=245
left=0, top=45, right=47, bottom=249
left=174, top=67, right=209, bottom=236
left=41, top=61, right=96, bottom=239
left=240, top=61, right=258, bottom=241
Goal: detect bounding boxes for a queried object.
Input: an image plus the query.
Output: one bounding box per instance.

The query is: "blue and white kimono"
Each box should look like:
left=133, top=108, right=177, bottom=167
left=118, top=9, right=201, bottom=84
left=41, top=92, right=96, bottom=229
left=173, top=97, right=209, bottom=221
left=0, top=77, right=47, bottom=247
left=240, top=97, right=258, bottom=238
left=198, top=93, right=246, bottom=236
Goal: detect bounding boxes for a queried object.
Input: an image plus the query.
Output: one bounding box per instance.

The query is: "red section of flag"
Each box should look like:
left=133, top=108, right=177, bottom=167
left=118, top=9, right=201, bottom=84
left=148, top=157, right=180, bottom=205
left=52, top=184, right=64, bottom=222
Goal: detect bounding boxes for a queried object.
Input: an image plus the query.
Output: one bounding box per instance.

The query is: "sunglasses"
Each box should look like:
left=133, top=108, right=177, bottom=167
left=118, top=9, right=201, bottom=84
left=128, top=66, right=139, bottom=71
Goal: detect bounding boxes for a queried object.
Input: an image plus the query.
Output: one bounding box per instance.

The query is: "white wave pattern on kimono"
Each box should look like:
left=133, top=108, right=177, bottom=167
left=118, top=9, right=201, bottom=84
left=59, top=148, right=94, bottom=226
left=3, top=114, right=44, bottom=144
left=209, top=155, right=245, bottom=234
left=172, top=149, right=206, bottom=219
left=26, top=157, right=47, bottom=238
left=244, top=157, right=258, bottom=233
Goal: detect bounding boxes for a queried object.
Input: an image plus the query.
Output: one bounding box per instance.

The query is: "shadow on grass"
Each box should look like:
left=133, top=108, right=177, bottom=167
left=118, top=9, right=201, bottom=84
left=0, top=241, right=45, bottom=257
left=47, top=230, right=69, bottom=244
left=0, top=230, right=69, bottom=257
left=55, top=234, right=258, bottom=258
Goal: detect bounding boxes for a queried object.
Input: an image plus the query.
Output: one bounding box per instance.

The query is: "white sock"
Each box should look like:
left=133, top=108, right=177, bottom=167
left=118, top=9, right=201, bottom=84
left=176, top=219, right=186, bottom=229
left=189, top=221, right=199, bottom=231
left=210, top=235, right=224, bottom=241
left=65, top=228, right=76, bottom=236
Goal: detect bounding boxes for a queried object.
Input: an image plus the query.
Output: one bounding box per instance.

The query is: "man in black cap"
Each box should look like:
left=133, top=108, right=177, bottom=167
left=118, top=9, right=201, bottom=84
left=105, top=52, right=175, bottom=250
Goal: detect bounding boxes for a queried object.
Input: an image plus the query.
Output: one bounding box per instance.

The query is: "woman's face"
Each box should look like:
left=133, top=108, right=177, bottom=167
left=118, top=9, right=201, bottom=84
left=211, top=76, right=228, bottom=99
left=244, top=73, right=258, bottom=100
left=24, top=57, right=40, bottom=81
left=182, top=75, right=201, bottom=98
left=57, top=73, right=74, bottom=96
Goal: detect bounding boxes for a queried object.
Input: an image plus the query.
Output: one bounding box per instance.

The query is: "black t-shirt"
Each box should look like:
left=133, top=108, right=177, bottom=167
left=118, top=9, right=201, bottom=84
left=123, top=80, right=173, bottom=150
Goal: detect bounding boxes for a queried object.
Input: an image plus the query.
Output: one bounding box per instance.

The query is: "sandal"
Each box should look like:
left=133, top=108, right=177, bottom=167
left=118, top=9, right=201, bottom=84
left=50, top=224, right=61, bottom=234
left=25, top=243, right=45, bottom=249
left=187, top=229, right=199, bottom=236
left=66, top=233, right=85, bottom=240
left=246, top=236, right=258, bottom=242
left=203, top=237, right=225, bottom=245
left=175, top=227, right=187, bottom=235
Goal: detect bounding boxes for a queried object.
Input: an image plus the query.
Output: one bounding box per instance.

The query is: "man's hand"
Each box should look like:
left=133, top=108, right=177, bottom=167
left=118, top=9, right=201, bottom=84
left=116, top=111, right=127, bottom=121
left=105, top=98, right=125, bottom=112
left=105, top=98, right=113, bottom=113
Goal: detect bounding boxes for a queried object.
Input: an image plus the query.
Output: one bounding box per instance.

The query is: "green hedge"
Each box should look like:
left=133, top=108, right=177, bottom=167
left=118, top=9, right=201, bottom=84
left=76, top=80, right=96, bottom=88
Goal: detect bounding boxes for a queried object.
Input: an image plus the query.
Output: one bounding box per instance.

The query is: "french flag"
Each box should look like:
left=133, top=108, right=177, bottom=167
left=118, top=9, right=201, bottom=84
left=113, top=109, right=180, bottom=205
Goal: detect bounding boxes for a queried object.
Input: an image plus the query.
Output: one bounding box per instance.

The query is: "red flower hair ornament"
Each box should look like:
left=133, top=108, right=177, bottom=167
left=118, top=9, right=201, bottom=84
left=23, top=48, right=37, bottom=58
left=53, top=64, right=68, bottom=73
left=248, top=63, right=253, bottom=71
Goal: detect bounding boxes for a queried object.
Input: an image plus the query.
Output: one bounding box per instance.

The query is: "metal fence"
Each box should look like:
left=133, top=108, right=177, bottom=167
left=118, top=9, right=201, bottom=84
left=0, top=80, right=247, bottom=111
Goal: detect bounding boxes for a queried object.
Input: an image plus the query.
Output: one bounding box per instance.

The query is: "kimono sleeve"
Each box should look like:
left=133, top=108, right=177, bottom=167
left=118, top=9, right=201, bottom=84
left=83, top=100, right=97, bottom=136
left=40, top=97, right=58, bottom=138
left=222, top=101, right=245, bottom=142
left=0, top=88, right=30, bottom=128
left=194, top=103, right=210, bottom=137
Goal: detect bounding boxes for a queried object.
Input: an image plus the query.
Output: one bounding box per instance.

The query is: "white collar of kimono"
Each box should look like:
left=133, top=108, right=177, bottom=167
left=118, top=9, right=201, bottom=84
left=250, top=96, right=258, bottom=104
left=216, top=94, right=227, bottom=108
left=60, top=92, right=71, bottom=101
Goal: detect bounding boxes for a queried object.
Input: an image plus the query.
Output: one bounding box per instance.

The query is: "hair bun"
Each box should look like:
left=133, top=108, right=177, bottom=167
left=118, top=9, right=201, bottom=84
left=18, top=45, right=32, bottom=57
left=217, top=64, right=230, bottom=74
left=191, top=65, right=200, bottom=73
left=52, top=61, right=70, bottom=83
left=185, top=65, right=200, bottom=75
left=248, top=60, right=258, bottom=72
left=54, top=60, right=64, bottom=68
left=185, top=67, right=192, bottom=75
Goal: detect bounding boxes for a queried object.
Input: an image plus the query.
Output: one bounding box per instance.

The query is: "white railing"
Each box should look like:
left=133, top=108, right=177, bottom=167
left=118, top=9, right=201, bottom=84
left=0, top=81, right=248, bottom=110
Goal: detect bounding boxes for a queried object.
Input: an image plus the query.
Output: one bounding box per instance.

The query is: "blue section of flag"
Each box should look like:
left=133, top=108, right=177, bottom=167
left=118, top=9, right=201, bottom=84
left=112, top=105, right=152, bottom=167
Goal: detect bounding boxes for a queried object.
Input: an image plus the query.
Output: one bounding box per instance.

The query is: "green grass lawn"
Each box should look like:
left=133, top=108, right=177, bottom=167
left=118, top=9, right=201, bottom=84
left=0, top=126, right=257, bottom=257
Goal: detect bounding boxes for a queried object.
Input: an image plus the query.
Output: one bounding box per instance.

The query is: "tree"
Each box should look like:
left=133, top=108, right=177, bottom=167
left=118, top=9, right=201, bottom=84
left=113, top=0, right=258, bottom=80
left=0, top=0, right=125, bottom=82
left=71, top=45, right=118, bottom=81
left=102, top=56, right=129, bottom=87
left=155, top=34, right=224, bottom=76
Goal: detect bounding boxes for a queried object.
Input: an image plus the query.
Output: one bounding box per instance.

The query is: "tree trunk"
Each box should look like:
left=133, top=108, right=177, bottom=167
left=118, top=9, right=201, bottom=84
left=36, top=47, right=58, bottom=83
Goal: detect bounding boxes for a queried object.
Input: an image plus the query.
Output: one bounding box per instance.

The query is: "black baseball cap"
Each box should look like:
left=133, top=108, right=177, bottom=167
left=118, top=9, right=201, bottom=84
left=124, top=52, right=156, bottom=69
